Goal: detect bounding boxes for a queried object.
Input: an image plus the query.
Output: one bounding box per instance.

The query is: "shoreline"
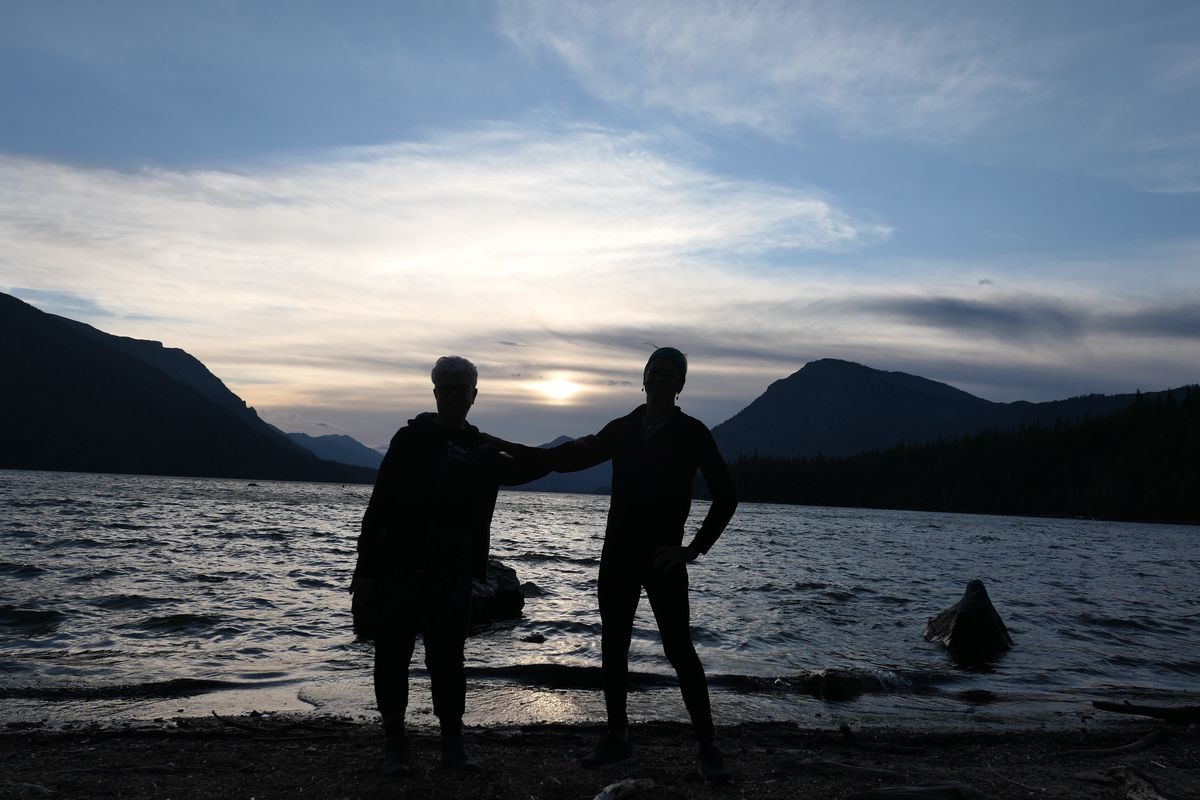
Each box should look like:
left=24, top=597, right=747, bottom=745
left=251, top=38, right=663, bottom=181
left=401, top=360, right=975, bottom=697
left=6, top=679, right=1175, bottom=738
left=2, top=713, right=1196, bottom=799
left=6, top=670, right=1199, bottom=738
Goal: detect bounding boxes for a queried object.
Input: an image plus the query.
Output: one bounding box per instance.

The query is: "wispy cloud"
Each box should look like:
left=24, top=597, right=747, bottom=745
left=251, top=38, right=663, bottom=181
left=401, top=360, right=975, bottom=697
left=4, top=116, right=1196, bottom=442
left=499, top=0, right=1036, bottom=141
left=858, top=295, right=1087, bottom=343
left=4, top=3, right=1198, bottom=449
left=0, top=123, right=884, bottom=427
left=1155, top=43, right=1200, bottom=90
left=852, top=293, right=1200, bottom=344
left=500, top=1, right=1200, bottom=195
left=1101, top=131, right=1200, bottom=194
left=1065, top=18, right=1200, bottom=193
left=7, top=288, right=126, bottom=320
left=1110, top=303, right=1200, bottom=339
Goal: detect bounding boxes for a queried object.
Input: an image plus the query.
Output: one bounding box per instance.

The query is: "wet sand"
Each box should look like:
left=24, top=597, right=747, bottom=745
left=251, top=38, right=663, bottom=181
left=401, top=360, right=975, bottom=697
left=2, top=714, right=1196, bottom=799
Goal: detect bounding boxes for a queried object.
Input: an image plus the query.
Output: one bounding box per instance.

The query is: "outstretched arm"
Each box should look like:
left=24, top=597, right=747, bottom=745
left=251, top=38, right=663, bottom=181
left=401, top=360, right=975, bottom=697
left=486, top=434, right=612, bottom=474
left=492, top=450, right=551, bottom=486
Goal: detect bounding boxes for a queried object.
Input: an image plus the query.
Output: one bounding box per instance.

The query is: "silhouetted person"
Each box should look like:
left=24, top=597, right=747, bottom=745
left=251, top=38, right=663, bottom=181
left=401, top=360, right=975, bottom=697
left=351, top=356, right=544, bottom=776
left=497, top=347, right=738, bottom=783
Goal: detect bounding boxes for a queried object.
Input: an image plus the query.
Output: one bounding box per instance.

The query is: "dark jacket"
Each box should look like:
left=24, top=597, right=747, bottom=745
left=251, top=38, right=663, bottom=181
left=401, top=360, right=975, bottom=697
left=355, top=413, right=545, bottom=584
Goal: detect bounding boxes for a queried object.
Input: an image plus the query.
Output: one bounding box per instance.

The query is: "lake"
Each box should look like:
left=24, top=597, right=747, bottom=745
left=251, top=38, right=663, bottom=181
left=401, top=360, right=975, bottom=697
left=2, top=469, right=1197, bottom=731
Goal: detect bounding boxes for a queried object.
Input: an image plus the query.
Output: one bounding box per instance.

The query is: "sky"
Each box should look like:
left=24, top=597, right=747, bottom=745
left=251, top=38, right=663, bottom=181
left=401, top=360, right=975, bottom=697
left=2, top=1, right=1199, bottom=450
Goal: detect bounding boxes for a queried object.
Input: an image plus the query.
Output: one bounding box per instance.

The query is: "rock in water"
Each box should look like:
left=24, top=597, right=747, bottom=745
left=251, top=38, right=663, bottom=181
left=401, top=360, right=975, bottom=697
left=470, top=558, right=524, bottom=625
left=924, top=579, right=1013, bottom=665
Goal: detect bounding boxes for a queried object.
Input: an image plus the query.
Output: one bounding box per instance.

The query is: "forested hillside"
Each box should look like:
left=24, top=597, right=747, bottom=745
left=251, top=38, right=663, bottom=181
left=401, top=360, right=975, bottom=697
left=724, top=387, right=1200, bottom=523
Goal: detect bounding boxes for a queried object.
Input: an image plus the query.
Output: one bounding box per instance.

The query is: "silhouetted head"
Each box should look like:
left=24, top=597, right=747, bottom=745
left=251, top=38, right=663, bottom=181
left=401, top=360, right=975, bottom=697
left=431, top=355, right=478, bottom=427
left=431, top=356, right=477, bottom=387
left=643, top=347, right=687, bottom=399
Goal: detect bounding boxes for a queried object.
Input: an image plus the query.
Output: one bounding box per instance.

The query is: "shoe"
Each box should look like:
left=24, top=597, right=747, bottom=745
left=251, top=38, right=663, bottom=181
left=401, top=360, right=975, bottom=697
left=581, top=730, right=634, bottom=768
left=438, top=734, right=482, bottom=773
left=697, top=741, right=732, bottom=784
left=380, top=734, right=414, bottom=777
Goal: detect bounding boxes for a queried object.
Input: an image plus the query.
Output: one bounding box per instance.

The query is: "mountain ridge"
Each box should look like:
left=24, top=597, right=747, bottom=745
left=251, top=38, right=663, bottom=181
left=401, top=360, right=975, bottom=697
left=1, top=292, right=373, bottom=483
left=5, top=291, right=1182, bottom=486
left=286, top=432, right=384, bottom=469
left=711, top=358, right=1142, bottom=459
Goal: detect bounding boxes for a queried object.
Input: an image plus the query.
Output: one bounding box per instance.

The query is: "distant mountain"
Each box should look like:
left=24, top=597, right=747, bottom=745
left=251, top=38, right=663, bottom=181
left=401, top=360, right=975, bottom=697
left=287, top=432, right=384, bottom=469
left=725, top=386, right=1200, bottom=523
left=0, top=292, right=374, bottom=483
left=712, top=358, right=1140, bottom=459
left=515, top=435, right=612, bottom=495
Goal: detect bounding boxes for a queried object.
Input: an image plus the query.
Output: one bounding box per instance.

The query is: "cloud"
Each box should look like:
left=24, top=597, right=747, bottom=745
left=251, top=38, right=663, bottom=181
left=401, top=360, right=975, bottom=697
left=5, top=288, right=123, bottom=320
left=851, top=292, right=1200, bottom=344
left=0, top=123, right=883, bottom=419
left=499, top=2, right=1200, bottom=195
left=1109, top=303, right=1200, bottom=340
left=1067, top=17, right=1200, bottom=193
left=499, top=0, right=1036, bottom=141
left=540, top=324, right=810, bottom=369
left=858, top=295, right=1087, bottom=342
left=4, top=117, right=1197, bottom=444
left=1102, top=149, right=1200, bottom=195
left=1155, top=43, right=1200, bottom=90
left=865, top=352, right=1185, bottom=405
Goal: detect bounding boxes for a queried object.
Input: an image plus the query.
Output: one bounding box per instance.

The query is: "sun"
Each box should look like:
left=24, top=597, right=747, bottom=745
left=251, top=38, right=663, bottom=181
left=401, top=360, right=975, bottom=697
left=531, top=376, right=584, bottom=403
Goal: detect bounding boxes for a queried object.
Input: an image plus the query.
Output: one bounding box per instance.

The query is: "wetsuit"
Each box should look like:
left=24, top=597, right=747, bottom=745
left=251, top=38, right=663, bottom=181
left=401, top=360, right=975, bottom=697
left=542, top=404, right=737, bottom=739
left=353, top=412, right=544, bottom=735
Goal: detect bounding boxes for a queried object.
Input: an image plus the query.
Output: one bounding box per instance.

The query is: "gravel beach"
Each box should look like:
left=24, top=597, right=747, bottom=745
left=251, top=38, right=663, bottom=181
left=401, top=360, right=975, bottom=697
left=2, top=714, right=1197, bottom=799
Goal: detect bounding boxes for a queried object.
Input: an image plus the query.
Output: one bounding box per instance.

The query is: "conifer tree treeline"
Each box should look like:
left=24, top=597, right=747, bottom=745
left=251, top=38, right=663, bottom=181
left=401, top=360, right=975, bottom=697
left=724, top=387, right=1200, bottom=523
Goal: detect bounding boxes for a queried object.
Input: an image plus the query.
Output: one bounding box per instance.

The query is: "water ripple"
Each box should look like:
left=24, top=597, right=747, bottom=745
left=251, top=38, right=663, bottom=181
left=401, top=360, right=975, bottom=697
left=2, top=469, right=1198, bottom=729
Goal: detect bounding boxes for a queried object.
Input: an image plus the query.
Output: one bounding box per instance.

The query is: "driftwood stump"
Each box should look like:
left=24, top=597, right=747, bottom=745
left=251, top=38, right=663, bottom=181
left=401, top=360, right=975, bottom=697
left=924, top=579, right=1012, bottom=665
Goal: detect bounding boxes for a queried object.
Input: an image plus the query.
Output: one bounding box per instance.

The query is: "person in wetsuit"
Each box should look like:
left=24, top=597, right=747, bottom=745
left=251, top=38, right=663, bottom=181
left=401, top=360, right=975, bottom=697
left=498, top=347, right=738, bottom=782
left=350, top=356, right=545, bottom=776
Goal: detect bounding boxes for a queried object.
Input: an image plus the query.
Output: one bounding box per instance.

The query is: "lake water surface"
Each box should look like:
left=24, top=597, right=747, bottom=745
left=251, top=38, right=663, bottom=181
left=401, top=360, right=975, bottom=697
left=2, top=470, right=1197, bottom=731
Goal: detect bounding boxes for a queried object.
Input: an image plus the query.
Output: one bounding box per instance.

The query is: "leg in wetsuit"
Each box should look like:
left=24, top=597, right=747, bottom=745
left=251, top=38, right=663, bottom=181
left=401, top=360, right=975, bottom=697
left=597, top=558, right=715, bottom=742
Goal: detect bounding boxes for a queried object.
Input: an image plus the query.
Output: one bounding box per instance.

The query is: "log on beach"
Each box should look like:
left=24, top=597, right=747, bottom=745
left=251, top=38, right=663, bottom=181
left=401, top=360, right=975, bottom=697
left=1062, top=726, right=1176, bottom=758
left=1092, top=700, right=1200, bottom=724
left=1060, top=699, right=1200, bottom=759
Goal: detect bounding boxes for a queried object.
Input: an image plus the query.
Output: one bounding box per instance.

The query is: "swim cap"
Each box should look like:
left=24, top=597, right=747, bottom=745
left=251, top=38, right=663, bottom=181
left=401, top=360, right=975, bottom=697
left=645, top=347, right=687, bottom=383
